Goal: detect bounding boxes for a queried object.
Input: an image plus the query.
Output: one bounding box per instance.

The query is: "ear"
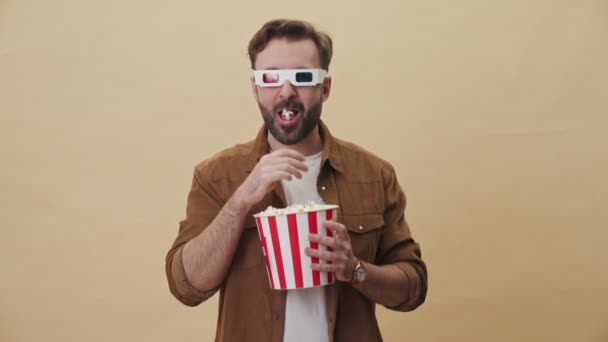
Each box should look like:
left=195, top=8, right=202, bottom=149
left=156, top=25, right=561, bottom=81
left=321, top=76, right=332, bottom=102
left=250, top=76, right=258, bottom=98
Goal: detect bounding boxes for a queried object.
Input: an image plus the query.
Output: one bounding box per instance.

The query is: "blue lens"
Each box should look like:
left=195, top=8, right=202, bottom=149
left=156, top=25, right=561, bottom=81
left=295, top=72, right=313, bottom=83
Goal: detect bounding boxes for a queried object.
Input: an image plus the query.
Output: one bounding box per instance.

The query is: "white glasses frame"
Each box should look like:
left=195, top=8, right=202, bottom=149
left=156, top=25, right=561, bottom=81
left=253, top=68, right=328, bottom=87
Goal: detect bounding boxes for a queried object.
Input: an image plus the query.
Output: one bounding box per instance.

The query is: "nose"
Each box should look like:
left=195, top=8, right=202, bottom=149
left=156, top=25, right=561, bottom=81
left=278, top=80, right=297, bottom=100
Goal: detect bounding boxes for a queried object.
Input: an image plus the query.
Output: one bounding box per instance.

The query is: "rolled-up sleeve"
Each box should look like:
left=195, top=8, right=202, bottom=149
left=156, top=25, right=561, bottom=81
left=167, top=245, right=220, bottom=306
left=165, top=164, right=223, bottom=306
left=376, top=164, right=428, bottom=311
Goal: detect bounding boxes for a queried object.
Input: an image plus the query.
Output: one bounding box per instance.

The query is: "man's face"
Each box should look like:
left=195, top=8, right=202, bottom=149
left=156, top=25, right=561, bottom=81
left=252, top=38, right=331, bottom=145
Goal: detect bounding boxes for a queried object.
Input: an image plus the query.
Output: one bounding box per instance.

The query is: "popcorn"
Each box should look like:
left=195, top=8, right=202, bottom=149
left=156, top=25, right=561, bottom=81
left=256, top=201, right=329, bottom=216
left=280, top=108, right=295, bottom=120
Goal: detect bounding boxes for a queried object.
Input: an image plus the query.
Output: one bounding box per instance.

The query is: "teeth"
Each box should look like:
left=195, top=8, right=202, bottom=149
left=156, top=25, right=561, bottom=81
left=281, top=109, right=295, bottom=120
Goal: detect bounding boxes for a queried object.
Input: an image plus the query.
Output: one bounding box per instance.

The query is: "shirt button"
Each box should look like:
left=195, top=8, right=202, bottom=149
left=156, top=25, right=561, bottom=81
left=358, top=225, right=364, bottom=231
left=273, top=313, right=280, bottom=320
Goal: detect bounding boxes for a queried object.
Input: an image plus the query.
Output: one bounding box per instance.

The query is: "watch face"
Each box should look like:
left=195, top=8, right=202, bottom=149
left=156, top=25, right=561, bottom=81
left=355, top=266, right=366, bottom=281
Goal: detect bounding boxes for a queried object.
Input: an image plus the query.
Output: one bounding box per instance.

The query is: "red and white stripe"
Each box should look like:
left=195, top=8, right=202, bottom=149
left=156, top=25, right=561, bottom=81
left=255, top=209, right=337, bottom=290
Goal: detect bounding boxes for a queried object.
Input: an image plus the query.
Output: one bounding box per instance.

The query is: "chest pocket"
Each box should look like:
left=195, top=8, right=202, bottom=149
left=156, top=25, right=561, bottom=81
left=341, top=213, right=384, bottom=263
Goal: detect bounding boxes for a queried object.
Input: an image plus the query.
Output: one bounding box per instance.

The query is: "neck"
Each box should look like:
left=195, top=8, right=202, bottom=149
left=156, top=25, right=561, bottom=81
left=267, top=125, right=323, bottom=156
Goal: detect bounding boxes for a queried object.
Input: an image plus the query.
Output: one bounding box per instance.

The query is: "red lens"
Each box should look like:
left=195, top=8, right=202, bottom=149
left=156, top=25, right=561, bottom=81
left=262, top=72, right=280, bottom=84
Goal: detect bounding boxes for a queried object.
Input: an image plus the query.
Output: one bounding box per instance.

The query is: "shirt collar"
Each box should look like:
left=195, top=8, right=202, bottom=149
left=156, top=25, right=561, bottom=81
left=246, top=120, right=345, bottom=174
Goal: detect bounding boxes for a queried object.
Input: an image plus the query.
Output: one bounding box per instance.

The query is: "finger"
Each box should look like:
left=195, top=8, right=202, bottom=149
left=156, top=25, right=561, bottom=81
left=282, top=163, right=305, bottom=178
left=287, top=159, right=308, bottom=172
left=268, top=157, right=308, bottom=172
left=265, top=171, right=294, bottom=183
left=269, top=148, right=306, bottom=161
left=305, top=248, right=349, bottom=263
left=310, top=262, right=347, bottom=274
left=262, top=158, right=308, bottom=175
left=266, top=164, right=303, bottom=179
left=322, top=220, right=346, bottom=231
left=322, top=221, right=349, bottom=240
left=309, top=234, right=344, bottom=250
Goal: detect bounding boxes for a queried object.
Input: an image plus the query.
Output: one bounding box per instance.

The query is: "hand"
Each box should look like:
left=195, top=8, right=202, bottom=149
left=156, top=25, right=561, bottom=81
left=305, top=220, right=356, bottom=282
left=235, top=149, right=308, bottom=208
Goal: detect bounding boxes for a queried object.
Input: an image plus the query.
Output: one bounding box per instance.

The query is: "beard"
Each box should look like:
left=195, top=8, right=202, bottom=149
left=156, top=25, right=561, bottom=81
left=257, top=97, right=323, bottom=145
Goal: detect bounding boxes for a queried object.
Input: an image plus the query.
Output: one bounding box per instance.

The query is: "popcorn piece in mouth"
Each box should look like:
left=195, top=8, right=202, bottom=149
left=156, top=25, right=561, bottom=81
left=280, top=108, right=295, bottom=120
left=258, top=201, right=323, bottom=216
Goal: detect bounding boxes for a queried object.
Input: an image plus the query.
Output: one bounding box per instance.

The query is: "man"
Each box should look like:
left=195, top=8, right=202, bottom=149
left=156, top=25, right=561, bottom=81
left=165, top=19, right=427, bottom=342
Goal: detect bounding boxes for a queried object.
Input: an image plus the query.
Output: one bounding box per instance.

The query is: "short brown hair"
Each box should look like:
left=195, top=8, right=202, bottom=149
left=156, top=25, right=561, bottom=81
left=247, top=19, right=333, bottom=70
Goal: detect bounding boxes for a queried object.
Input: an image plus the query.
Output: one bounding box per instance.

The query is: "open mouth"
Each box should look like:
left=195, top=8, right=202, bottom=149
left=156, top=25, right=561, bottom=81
left=277, top=108, right=300, bottom=123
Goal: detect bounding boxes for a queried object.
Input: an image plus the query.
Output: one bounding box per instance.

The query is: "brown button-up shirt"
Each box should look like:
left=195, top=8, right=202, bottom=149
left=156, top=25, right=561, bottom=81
left=165, top=121, right=428, bottom=342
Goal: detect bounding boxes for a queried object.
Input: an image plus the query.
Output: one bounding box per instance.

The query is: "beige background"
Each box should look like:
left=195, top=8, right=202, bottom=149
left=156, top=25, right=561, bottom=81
left=1, top=0, right=607, bottom=341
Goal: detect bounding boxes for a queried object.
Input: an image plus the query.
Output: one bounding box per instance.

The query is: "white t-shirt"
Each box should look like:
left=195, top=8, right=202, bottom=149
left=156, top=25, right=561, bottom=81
left=280, top=151, right=328, bottom=342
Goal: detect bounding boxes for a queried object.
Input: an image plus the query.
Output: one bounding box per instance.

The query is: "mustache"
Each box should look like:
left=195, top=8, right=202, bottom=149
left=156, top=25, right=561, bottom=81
left=272, top=100, right=305, bottom=113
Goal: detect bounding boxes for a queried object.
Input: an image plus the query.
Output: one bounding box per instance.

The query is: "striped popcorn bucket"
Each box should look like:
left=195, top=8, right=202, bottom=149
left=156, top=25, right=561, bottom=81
left=253, top=205, right=339, bottom=290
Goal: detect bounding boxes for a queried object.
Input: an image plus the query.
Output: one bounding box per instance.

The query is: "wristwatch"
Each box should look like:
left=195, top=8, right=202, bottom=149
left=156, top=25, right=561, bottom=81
left=351, top=259, right=367, bottom=285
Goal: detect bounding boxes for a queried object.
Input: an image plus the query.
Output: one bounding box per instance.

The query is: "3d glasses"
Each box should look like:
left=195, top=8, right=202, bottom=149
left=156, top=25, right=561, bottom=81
left=253, top=69, right=327, bottom=87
